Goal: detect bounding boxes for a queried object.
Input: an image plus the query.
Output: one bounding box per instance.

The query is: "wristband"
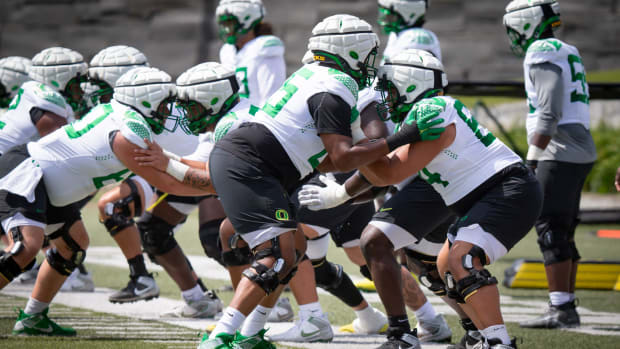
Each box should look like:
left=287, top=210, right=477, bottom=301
left=526, top=145, right=545, bottom=161
left=385, top=123, right=420, bottom=152
left=163, top=149, right=182, bottom=162
left=166, top=159, right=190, bottom=182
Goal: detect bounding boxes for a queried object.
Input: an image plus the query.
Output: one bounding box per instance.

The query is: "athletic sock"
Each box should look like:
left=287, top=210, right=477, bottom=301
left=240, top=305, right=272, bottom=336
left=549, top=291, right=571, bottom=306
left=181, top=284, right=204, bottom=303
left=568, top=292, right=576, bottom=302
left=414, top=300, right=437, bottom=323
left=24, top=297, right=49, bottom=315
left=127, top=255, right=148, bottom=277
left=387, top=314, right=411, bottom=336
left=298, top=301, right=323, bottom=319
left=354, top=305, right=376, bottom=323
left=210, top=306, right=245, bottom=339
left=481, top=324, right=510, bottom=345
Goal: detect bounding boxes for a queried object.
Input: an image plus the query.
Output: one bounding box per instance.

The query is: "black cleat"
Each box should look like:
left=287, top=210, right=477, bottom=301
left=108, top=274, right=159, bottom=304
left=377, top=330, right=421, bottom=349
left=447, top=330, right=483, bottom=349
left=519, top=300, right=580, bottom=329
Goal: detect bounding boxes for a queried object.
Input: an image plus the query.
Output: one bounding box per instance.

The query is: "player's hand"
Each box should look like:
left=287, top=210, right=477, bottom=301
left=297, top=174, right=351, bottom=211
left=133, top=139, right=168, bottom=172
left=615, top=166, right=620, bottom=192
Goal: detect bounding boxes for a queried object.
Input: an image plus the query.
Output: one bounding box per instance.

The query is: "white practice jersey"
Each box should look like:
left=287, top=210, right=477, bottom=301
left=253, top=64, right=359, bottom=178
left=220, top=35, right=286, bottom=107
left=383, top=27, right=442, bottom=62
left=0, top=81, right=72, bottom=154
left=524, top=38, right=590, bottom=139
left=413, top=96, right=521, bottom=205
left=27, top=100, right=155, bottom=206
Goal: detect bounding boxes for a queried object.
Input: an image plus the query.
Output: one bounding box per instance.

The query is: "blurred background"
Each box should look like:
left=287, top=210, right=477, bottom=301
left=1, top=0, right=619, bottom=79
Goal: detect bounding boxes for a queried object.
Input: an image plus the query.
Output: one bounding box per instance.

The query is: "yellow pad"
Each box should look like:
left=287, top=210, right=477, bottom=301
left=205, top=324, right=216, bottom=333
left=339, top=322, right=388, bottom=334
left=614, top=274, right=620, bottom=292
left=354, top=278, right=376, bottom=292
left=504, top=259, right=620, bottom=290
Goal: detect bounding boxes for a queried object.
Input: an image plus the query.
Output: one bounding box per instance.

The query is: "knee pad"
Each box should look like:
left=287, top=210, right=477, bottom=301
left=46, top=225, right=86, bottom=276
left=0, top=251, right=24, bottom=282
left=306, top=234, right=329, bottom=260
left=445, top=245, right=497, bottom=304
left=242, top=260, right=284, bottom=295
left=102, top=179, right=142, bottom=236
left=360, top=264, right=372, bottom=280
left=199, top=218, right=225, bottom=265
left=404, top=249, right=446, bottom=296
left=221, top=233, right=253, bottom=266
left=312, top=257, right=343, bottom=290
left=137, top=212, right=178, bottom=256
left=536, top=219, right=573, bottom=265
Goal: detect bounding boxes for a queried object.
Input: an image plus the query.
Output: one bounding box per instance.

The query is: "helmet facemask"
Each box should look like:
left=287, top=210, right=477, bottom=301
left=378, top=6, right=407, bottom=35
left=217, top=13, right=261, bottom=45
left=504, top=2, right=561, bottom=57
left=315, top=47, right=378, bottom=90
left=84, top=78, right=114, bottom=106
left=376, top=76, right=411, bottom=123
left=147, top=95, right=178, bottom=135
left=178, top=93, right=239, bottom=136
left=62, top=73, right=88, bottom=117
left=0, top=84, right=10, bottom=109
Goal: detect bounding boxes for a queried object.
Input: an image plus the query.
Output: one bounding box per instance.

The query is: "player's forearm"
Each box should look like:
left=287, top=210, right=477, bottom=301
left=182, top=167, right=215, bottom=193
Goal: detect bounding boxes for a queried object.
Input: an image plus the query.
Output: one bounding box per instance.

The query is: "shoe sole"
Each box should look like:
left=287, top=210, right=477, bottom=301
left=419, top=335, right=452, bottom=343
left=109, top=294, right=159, bottom=304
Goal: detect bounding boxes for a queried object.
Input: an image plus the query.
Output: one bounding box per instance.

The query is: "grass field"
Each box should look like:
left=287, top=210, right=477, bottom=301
left=2, top=197, right=618, bottom=348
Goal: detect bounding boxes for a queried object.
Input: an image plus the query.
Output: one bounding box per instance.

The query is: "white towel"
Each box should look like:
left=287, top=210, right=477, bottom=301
left=0, top=157, right=43, bottom=203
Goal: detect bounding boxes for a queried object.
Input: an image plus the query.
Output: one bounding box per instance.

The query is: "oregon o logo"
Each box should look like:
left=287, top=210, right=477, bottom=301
left=275, top=209, right=289, bottom=221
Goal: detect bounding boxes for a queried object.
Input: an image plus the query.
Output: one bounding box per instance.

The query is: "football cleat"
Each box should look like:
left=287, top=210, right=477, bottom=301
left=108, top=274, right=159, bottom=303
left=267, top=312, right=333, bottom=343
left=13, top=262, right=40, bottom=284
left=198, top=332, right=235, bottom=349
left=377, top=330, right=421, bottom=349
left=266, top=297, right=294, bottom=322
left=347, top=306, right=388, bottom=334
left=447, top=330, right=483, bottom=349
left=415, top=313, right=452, bottom=343
left=472, top=337, right=517, bottom=349
left=519, top=300, right=580, bottom=329
left=231, top=329, right=275, bottom=349
left=59, top=269, right=95, bottom=292
left=13, top=307, right=76, bottom=336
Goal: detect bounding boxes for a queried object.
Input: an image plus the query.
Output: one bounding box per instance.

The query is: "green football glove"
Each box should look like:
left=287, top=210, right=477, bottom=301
left=385, top=102, right=445, bottom=151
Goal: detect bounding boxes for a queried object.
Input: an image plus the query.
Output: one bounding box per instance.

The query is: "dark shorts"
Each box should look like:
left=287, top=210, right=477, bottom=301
left=372, top=177, right=456, bottom=242
left=209, top=146, right=297, bottom=237
left=155, top=190, right=211, bottom=206
left=447, top=163, right=542, bottom=254
left=0, top=144, right=81, bottom=231
left=292, top=171, right=375, bottom=247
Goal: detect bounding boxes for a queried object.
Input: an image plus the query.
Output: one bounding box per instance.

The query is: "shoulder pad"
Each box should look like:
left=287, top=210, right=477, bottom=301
left=22, top=81, right=70, bottom=118
left=326, top=68, right=359, bottom=104
left=119, top=109, right=152, bottom=148
left=525, top=39, right=564, bottom=65
left=255, top=35, right=285, bottom=57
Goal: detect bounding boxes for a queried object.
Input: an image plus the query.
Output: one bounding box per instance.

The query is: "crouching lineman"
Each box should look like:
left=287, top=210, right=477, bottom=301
left=0, top=56, right=32, bottom=112
left=0, top=66, right=213, bottom=336
left=355, top=49, right=541, bottom=349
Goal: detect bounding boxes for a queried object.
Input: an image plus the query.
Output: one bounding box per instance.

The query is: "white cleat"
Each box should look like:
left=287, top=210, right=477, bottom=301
left=415, top=313, right=452, bottom=343
left=162, top=296, right=221, bottom=318
left=267, top=313, right=333, bottom=343
left=266, top=297, right=294, bottom=322
left=352, top=307, right=389, bottom=334
left=60, top=269, right=95, bottom=292
left=13, top=263, right=40, bottom=284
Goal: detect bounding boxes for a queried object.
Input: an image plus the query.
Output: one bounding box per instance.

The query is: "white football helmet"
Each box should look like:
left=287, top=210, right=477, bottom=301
left=376, top=48, right=447, bottom=122
left=308, top=14, right=380, bottom=89
left=87, top=45, right=149, bottom=105
left=378, top=0, right=428, bottom=34
left=503, top=0, right=561, bottom=56
left=113, top=67, right=177, bottom=134
left=176, top=62, right=240, bottom=135
left=216, top=0, right=265, bottom=44
left=0, top=56, right=31, bottom=108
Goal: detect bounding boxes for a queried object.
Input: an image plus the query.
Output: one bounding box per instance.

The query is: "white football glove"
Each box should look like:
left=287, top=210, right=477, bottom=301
left=297, top=174, right=351, bottom=211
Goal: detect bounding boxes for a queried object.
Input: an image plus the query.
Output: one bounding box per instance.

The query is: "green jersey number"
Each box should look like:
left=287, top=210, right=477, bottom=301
left=262, top=67, right=314, bottom=118
left=7, top=88, right=24, bottom=111
left=0, top=120, right=5, bottom=130
left=454, top=100, right=496, bottom=147
left=236, top=67, right=249, bottom=99
left=65, top=104, right=113, bottom=139
left=567, top=54, right=589, bottom=104
left=420, top=168, right=449, bottom=187
left=92, top=169, right=131, bottom=189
